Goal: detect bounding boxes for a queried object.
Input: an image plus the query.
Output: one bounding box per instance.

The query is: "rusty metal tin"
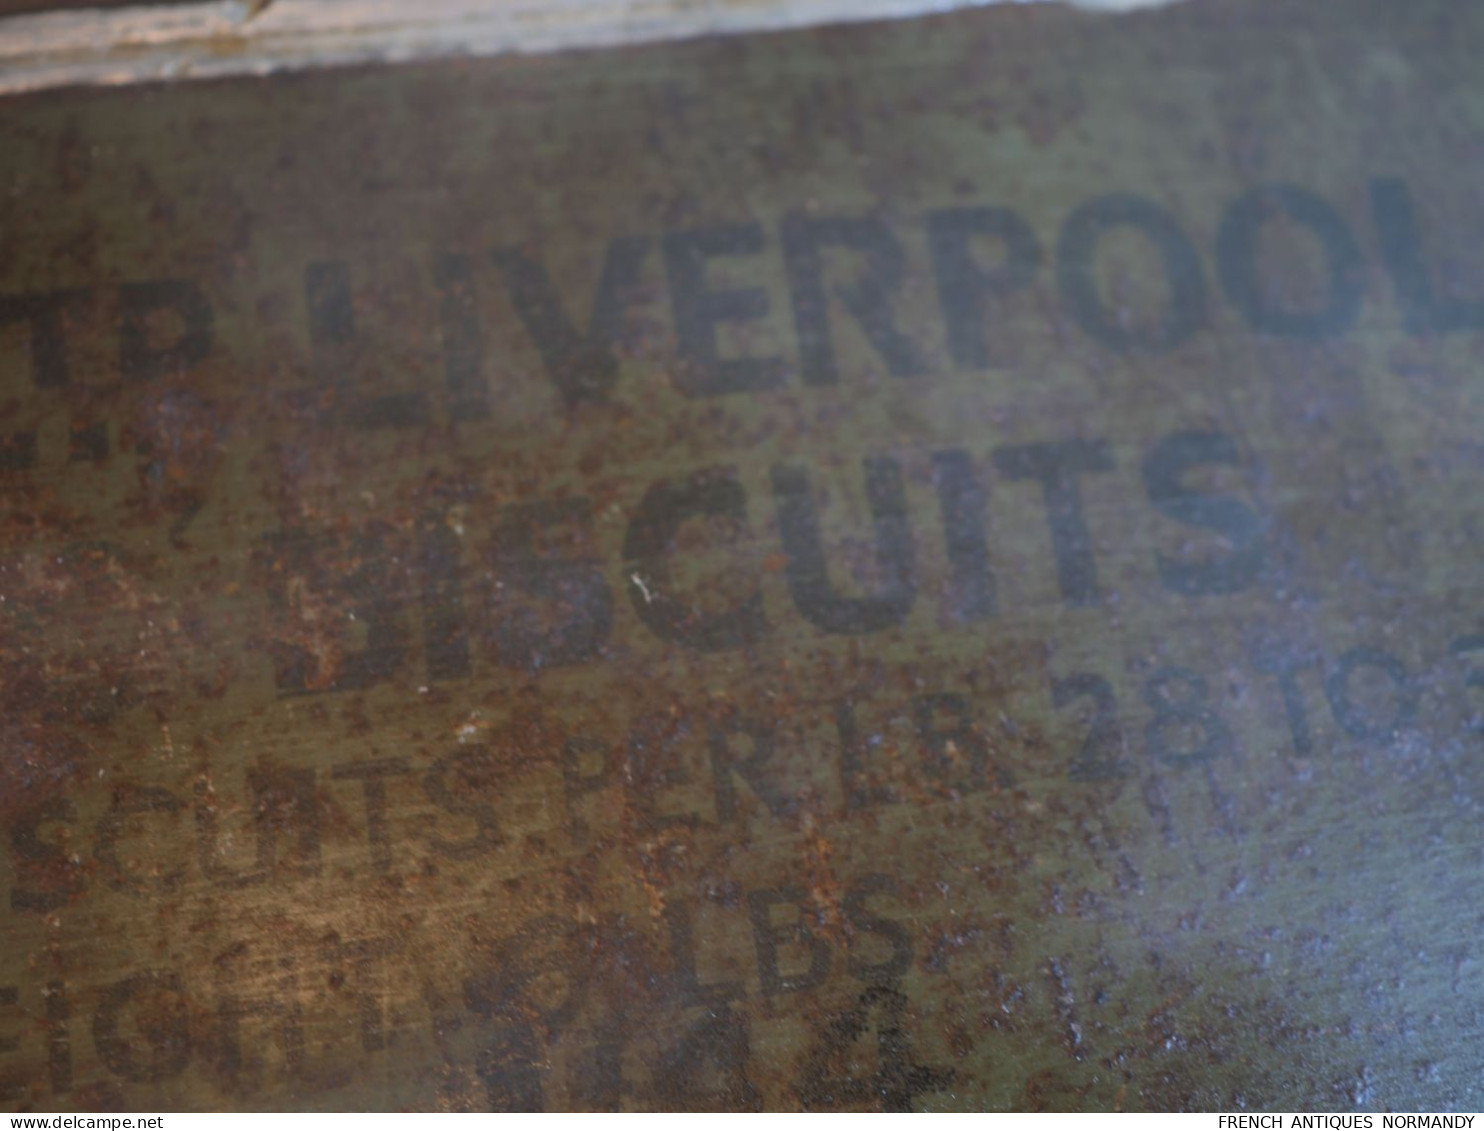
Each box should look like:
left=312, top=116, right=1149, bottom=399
left=1, top=0, right=1483, bottom=1111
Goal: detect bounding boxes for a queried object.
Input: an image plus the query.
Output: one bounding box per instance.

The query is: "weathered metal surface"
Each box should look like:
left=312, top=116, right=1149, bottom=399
left=0, top=0, right=1482, bottom=1111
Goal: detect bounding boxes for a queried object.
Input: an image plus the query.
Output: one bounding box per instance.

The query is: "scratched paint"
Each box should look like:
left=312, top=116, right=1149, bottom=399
left=0, top=0, right=1483, bottom=1112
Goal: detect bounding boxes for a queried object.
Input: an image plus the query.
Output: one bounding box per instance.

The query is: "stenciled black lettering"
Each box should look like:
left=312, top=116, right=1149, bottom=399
left=1145, top=667, right=1233, bottom=769
left=69, top=420, right=108, bottom=463
left=913, top=692, right=1000, bottom=790
left=473, top=1022, right=545, bottom=1111
left=843, top=875, right=913, bottom=982
left=666, top=902, right=743, bottom=1007
left=9, top=797, right=83, bottom=913
left=1325, top=646, right=1418, bottom=743
left=422, top=747, right=503, bottom=858
left=1052, top=672, right=1127, bottom=780
left=1371, top=178, right=1484, bottom=337
left=575, top=1017, right=625, bottom=1113
left=928, top=206, right=1041, bottom=370
left=1142, top=429, right=1265, bottom=595
left=257, top=523, right=408, bottom=694
left=1056, top=194, right=1207, bottom=352
left=771, top=457, right=916, bottom=634
left=46, top=982, right=70, bottom=1096
left=495, top=236, right=648, bottom=408
left=652, top=1005, right=760, bottom=1110
left=322, top=935, right=399, bottom=1054
left=0, top=430, right=35, bottom=472
left=624, top=715, right=700, bottom=833
left=0, top=288, right=82, bottom=388
left=664, top=224, right=785, bottom=396
left=94, top=785, right=184, bottom=893
left=1251, top=647, right=1320, bottom=757
left=92, top=972, right=191, bottom=1084
left=781, top=213, right=928, bottom=385
left=419, top=499, right=473, bottom=682
left=1217, top=183, right=1364, bottom=339
left=835, top=700, right=893, bottom=811
left=710, top=716, right=792, bottom=822
left=303, top=261, right=427, bottom=427
left=748, top=887, right=831, bottom=995
left=931, top=449, right=996, bottom=623
left=433, top=253, right=491, bottom=419
left=195, top=767, right=321, bottom=887
left=561, top=735, right=611, bottom=837
left=623, top=467, right=765, bottom=651
left=993, top=439, right=1113, bottom=606
left=213, top=954, right=304, bottom=1083
left=0, top=987, right=18, bottom=1102
left=463, top=915, right=590, bottom=1110
left=483, top=499, right=612, bottom=670
left=118, top=279, right=213, bottom=382
left=332, top=758, right=411, bottom=874
left=797, top=986, right=953, bottom=1112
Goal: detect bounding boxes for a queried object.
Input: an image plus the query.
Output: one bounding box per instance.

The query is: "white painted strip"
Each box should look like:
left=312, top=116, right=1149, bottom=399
left=0, top=0, right=1184, bottom=96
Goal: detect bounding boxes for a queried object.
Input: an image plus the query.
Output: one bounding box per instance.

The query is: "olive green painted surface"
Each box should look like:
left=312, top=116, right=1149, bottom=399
left=0, top=0, right=1482, bottom=1110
